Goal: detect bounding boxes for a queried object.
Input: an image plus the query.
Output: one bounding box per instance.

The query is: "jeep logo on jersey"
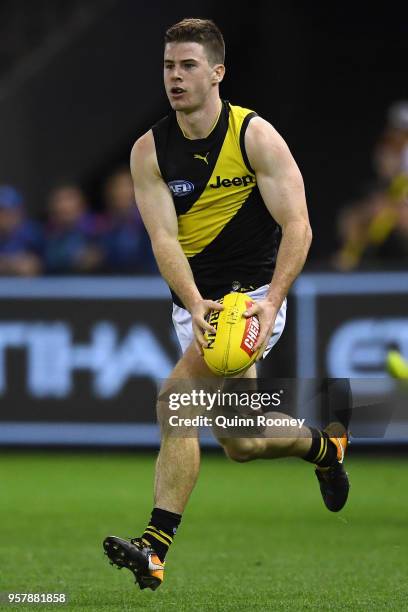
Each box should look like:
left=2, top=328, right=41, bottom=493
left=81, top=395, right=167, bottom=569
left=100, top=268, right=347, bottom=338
left=210, top=175, right=254, bottom=189
left=168, top=180, right=194, bottom=197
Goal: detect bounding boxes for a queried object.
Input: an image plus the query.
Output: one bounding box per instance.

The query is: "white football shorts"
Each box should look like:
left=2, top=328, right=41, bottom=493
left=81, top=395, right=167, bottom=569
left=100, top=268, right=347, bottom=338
left=172, top=284, right=287, bottom=358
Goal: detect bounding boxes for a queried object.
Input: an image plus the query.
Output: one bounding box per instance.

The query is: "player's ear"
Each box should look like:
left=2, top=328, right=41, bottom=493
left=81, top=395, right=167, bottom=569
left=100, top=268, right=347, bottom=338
left=212, top=63, right=225, bottom=84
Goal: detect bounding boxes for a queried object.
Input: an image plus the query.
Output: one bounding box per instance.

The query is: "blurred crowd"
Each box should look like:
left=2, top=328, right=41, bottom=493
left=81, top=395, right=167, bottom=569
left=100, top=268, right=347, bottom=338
left=1, top=101, right=407, bottom=277
left=333, top=100, right=408, bottom=270
left=0, top=167, right=157, bottom=276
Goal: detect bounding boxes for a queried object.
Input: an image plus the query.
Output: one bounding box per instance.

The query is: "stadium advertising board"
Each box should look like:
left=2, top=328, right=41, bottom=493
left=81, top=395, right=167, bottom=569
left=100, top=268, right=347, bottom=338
left=0, top=278, right=177, bottom=445
left=294, top=272, right=408, bottom=443
left=0, top=273, right=407, bottom=446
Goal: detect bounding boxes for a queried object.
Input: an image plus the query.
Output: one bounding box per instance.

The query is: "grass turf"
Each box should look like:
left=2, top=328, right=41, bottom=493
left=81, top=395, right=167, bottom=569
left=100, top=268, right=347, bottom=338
left=0, top=452, right=407, bottom=611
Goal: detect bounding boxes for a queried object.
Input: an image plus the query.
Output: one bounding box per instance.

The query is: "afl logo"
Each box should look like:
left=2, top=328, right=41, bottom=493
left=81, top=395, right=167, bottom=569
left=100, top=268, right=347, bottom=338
left=168, top=180, right=194, bottom=197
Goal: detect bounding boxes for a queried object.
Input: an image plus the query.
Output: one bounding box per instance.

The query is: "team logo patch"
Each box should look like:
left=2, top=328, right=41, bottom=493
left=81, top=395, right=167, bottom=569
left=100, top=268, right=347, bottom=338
left=168, top=180, right=194, bottom=197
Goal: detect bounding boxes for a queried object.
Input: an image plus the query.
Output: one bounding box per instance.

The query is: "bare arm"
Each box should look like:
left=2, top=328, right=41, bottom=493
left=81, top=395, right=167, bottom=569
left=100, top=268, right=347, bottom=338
left=130, top=131, right=221, bottom=351
left=244, top=117, right=312, bottom=352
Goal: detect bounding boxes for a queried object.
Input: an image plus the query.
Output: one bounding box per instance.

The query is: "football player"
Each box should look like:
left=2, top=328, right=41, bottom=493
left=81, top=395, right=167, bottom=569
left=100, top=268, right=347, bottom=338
left=103, top=18, right=349, bottom=590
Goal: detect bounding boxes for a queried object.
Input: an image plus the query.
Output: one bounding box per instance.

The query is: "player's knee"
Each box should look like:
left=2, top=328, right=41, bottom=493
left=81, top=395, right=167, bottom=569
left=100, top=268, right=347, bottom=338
left=221, top=438, right=261, bottom=463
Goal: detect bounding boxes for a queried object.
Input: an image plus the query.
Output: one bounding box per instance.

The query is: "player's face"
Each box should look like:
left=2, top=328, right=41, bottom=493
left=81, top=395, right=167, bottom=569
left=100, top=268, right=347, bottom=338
left=164, top=42, right=219, bottom=112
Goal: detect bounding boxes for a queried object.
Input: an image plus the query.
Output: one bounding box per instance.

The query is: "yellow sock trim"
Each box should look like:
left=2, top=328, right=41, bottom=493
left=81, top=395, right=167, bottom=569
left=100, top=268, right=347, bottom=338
left=315, top=437, right=327, bottom=463
left=156, top=528, right=173, bottom=543
left=144, top=529, right=171, bottom=547
left=146, top=525, right=173, bottom=544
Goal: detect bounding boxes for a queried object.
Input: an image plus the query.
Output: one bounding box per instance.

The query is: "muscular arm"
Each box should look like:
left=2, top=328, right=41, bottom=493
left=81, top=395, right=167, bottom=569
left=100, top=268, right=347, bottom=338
left=130, top=131, right=221, bottom=350
left=130, top=131, right=201, bottom=311
left=245, top=117, right=312, bottom=350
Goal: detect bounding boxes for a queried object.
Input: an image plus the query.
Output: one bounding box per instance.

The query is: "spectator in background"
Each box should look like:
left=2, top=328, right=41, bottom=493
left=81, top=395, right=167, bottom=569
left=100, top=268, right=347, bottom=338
left=0, top=185, right=43, bottom=275
left=44, top=184, right=103, bottom=273
left=374, top=101, right=408, bottom=183
left=333, top=101, right=408, bottom=270
left=100, top=167, right=157, bottom=274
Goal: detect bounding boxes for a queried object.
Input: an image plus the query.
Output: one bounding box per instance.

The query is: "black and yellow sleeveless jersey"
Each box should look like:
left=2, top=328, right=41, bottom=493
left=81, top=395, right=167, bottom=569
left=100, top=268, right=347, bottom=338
left=152, top=100, right=280, bottom=307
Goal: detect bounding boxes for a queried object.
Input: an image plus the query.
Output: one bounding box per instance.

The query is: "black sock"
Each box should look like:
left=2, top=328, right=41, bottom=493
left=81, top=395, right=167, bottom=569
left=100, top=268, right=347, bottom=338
left=142, top=507, right=181, bottom=562
left=303, top=427, right=337, bottom=467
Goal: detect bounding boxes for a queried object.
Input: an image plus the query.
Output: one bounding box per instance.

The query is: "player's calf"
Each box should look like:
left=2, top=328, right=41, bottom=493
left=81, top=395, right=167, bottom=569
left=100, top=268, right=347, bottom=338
left=220, top=437, right=264, bottom=462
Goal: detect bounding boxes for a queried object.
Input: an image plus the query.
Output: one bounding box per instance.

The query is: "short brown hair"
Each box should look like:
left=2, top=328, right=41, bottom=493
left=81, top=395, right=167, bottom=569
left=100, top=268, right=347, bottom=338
left=164, top=18, right=225, bottom=65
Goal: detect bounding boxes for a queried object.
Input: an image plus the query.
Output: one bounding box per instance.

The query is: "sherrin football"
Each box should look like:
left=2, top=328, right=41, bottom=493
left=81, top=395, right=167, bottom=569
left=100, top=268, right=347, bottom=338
left=203, top=292, right=260, bottom=376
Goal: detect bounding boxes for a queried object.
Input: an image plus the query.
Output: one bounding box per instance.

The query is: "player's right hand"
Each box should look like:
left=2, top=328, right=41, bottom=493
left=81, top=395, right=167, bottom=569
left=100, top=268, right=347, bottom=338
left=191, top=299, right=224, bottom=355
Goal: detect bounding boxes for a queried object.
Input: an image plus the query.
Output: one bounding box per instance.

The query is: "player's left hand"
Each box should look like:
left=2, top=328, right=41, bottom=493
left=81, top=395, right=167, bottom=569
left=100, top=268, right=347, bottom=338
left=243, top=300, right=278, bottom=361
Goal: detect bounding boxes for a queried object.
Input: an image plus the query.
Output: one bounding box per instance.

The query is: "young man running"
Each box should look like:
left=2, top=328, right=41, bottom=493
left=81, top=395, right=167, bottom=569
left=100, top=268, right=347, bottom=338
left=103, top=18, right=349, bottom=591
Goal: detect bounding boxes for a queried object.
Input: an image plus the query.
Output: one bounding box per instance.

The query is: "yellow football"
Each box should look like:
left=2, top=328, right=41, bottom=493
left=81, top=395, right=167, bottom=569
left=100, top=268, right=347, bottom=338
left=203, top=292, right=260, bottom=376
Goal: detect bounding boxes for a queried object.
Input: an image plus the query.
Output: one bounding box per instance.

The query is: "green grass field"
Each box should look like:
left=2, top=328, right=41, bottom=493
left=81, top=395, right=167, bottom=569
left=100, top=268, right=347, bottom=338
left=1, top=452, right=407, bottom=611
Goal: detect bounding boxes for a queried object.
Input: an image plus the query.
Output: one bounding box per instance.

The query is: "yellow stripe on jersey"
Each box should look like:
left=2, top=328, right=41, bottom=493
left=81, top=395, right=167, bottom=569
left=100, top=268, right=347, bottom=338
left=178, top=105, right=256, bottom=258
